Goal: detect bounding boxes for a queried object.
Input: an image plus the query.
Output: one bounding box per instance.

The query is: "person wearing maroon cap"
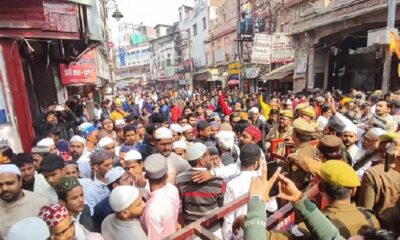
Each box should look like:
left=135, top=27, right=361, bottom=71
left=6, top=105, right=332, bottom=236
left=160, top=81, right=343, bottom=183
left=39, top=203, right=75, bottom=240
left=241, top=125, right=262, bottom=147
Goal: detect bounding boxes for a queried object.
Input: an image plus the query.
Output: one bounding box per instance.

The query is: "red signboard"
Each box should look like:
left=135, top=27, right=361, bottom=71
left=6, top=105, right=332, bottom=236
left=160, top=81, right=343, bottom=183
left=0, top=0, right=79, bottom=39
left=59, top=49, right=97, bottom=85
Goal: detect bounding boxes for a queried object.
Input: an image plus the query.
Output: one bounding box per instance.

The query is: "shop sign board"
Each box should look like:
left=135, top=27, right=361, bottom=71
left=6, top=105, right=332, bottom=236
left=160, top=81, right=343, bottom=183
left=60, top=49, right=97, bottom=85
left=294, top=48, right=308, bottom=79
left=251, top=33, right=272, bottom=64
left=271, top=33, right=295, bottom=63
left=215, top=49, right=226, bottom=63
left=228, top=62, right=241, bottom=75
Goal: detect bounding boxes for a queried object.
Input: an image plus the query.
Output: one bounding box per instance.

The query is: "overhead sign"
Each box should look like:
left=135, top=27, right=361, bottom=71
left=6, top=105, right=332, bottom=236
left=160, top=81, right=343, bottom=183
left=251, top=33, right=294, bottom=64
left=228, top=62, right=241, bottom=75
left=215, top=49, right=225, bottom=63
left=59, top=49, right=97, bottom=85
left=118, top=47, right=126, bottom=67
left=271, top=33, right=295, bottom=63
left=251, top=33, right=272, bottom=64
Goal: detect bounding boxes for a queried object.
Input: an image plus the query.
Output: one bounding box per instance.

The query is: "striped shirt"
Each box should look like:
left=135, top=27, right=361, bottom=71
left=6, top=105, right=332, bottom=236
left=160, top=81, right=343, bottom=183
left=176, top=168, right=225, bottom=224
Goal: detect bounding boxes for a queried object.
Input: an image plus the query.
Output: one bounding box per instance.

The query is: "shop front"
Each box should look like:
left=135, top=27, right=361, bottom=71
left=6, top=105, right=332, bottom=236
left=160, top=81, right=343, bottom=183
left=193, top=69, right=208, bottom=91
left=291, top=0, right=400, bottom=92
left=260, top=62, right=294, bottom=93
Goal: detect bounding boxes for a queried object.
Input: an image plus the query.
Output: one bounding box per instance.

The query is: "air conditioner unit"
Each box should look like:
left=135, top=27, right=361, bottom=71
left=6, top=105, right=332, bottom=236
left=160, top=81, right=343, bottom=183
left=367, top=27, right=398, bottom=46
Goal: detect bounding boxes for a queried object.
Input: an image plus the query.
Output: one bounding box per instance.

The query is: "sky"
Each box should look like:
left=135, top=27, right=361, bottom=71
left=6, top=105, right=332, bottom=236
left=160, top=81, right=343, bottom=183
left=108, top=0, right=194, bottom=42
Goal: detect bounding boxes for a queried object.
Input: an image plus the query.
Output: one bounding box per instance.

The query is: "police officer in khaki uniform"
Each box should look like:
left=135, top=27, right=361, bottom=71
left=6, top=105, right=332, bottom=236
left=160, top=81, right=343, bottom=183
left=318, top=135, right=345, bottom=162
left=288, top=118, right=319, bottom=190
left=268, top=160, right=380, bottom=240
left=266, top=110, right=294, bottom=156
left=358, top=132, right=400, bottom=224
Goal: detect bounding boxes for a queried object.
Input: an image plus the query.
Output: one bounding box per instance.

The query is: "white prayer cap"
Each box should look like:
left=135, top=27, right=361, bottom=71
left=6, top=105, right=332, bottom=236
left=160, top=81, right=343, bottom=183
left=182, top=125, right=193, bottom=132
left=343, top=125, right=358, bottom=135
left=216, top=131, right=235, bottom=150
left=70, top=135, right=85, bottom=144
left=7, top=217, right=50, bottom=240
left=173, top=141, right=187, bottom=150
left=154, top=127, right=173, bottom=139
left=105, top=166, right=126, bottom=185
left=98, top=137, right=114, bottom=148
left=0, top=164, right=21, bottom=176
left=249, top=107, right=259, bottom=114
left=37, top=138, right=55, bottom=147
left=170, top=124, right=183, bottom=133
left=186, top=143, right=207, bottom=161
left=124, top=150, right=142, bottom=161
left=109, top=185, right=139, bottom=212
left=364, top=127, right=386, bottom=140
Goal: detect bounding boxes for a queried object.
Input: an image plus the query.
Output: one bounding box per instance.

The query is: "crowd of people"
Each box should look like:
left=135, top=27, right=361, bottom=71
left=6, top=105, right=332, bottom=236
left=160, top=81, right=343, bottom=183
left=0, top=87, right=400, bottom=240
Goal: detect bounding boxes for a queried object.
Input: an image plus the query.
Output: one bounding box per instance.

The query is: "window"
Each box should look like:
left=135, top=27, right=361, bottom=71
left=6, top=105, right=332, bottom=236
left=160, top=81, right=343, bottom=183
left=193, top=23, right=197, bottom=36
left=202, top=17, right=206, bottom=30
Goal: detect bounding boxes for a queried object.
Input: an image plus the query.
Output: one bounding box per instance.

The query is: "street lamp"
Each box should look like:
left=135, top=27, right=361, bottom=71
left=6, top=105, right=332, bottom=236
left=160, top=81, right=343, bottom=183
left=105, top=0, right=124, bottom=21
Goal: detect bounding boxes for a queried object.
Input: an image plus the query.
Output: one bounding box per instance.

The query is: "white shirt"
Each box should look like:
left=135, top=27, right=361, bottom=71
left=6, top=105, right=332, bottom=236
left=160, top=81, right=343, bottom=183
left=34, top=172, right=58, bottom=203
left=85, top=177, right=110, bottom=216
left=316, top=115, right=329, bottom=132
left=93, top=108, right=102, bottom=120
left=77, top=155, right=92, bottom=179
left=223, top=171, right=278, bottom=240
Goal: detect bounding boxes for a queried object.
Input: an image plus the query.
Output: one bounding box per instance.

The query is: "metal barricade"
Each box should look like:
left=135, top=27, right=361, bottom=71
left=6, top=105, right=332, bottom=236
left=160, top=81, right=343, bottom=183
left=165, top=184, right=321, bottom=240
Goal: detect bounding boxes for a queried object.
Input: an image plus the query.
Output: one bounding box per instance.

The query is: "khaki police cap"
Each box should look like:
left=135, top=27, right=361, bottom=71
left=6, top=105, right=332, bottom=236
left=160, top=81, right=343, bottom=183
left=299, top=107, right=316, bottom=118
left=319, top=135, right=342, bottom=149
left=292, top=118, right=316, bottom=135
left=295, top=102, right=308, bottom=111
left=280, top=110, right=294, bottom=119
left=320, top=160, right=360, bottom=187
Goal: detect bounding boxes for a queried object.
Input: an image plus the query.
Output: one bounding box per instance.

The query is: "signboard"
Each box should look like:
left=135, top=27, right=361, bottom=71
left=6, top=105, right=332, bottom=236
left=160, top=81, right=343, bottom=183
left=251, top=33, right=272, bottom=64
left=164, top=66, right=176, bottom=78
left=271, top=33, right=295, bottom=63
left=59, top=49, right=97, bottom=85
left=215, top=49, right=226, bottom=63
left=244, top=67, right=260, bottom=79
left=208, top=68, right=219, bottom=81
left=294, top=48, right=308, bottom=79
left=118, top=47, right=126, bottom=67
left=228, top=62, right=241, bottom=75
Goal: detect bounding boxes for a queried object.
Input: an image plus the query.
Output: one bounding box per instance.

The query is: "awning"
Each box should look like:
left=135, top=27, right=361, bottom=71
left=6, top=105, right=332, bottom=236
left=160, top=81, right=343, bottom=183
left=260, top=62, right=294, bottom=81
left=226, top=79, right=239, bottom=86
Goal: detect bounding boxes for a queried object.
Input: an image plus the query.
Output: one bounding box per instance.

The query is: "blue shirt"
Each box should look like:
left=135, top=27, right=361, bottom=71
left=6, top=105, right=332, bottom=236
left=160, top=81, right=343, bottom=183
left=93, top=196, right=113, bottom=232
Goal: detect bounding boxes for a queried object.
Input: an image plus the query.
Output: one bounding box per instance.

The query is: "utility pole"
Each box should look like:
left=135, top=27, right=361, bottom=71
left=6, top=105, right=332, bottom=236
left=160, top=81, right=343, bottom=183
left=237, top=0, right=242, bottom=91
left=382, top=0, right=397, bottom=94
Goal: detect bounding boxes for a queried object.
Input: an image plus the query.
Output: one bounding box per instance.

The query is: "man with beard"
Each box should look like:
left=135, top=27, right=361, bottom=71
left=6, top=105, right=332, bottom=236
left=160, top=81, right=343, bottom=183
left=342, top=125, right=363, bottom=167
left=352, top=128, right=385, bottom=178
left=0, top=164, right=49, bottom=237
left=370, top=99, right=397, bottom=131
left=68, top=135, right=92, bottom=179
left=154, top=127, right=191, bottom=184
left=182, top=124, right=195, bottom=143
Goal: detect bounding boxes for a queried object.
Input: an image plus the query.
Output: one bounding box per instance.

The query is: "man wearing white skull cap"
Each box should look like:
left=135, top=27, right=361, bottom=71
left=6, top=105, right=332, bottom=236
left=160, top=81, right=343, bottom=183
left=101, top=186, right=147, bottom=240
left=154, top=127, right=190, bottom=184
left=0, top=164, right=50, bottom=238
